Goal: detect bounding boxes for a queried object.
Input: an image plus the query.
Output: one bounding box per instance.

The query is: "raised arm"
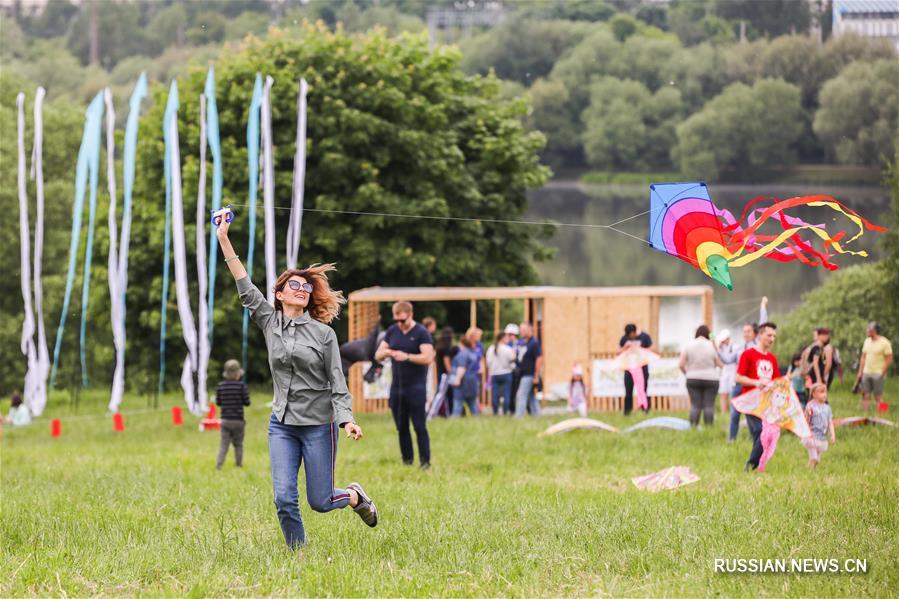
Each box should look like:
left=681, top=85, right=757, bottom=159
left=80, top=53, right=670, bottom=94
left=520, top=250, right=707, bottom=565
left=215, top=217, right=247, bottom=281
left=216, top=216, right=273, bottom=328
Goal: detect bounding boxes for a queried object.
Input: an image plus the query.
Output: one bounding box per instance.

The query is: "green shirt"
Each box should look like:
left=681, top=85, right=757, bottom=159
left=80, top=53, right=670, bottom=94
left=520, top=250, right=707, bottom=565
left=237, top=276, right=354, bottom=427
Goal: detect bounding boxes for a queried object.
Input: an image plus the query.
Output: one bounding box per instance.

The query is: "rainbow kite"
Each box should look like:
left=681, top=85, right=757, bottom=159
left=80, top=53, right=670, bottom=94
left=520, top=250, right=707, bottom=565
left=648, top=182, right=886, bottom=290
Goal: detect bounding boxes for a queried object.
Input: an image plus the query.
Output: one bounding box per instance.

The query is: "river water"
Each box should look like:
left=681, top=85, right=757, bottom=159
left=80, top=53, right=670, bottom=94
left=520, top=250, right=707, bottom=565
left=526, top=181, right=891, bottom=350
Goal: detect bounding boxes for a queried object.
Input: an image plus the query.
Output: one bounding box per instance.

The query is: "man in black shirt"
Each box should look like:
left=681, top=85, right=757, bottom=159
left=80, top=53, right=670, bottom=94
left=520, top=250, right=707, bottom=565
left=375, top=301, right=435, bottom=469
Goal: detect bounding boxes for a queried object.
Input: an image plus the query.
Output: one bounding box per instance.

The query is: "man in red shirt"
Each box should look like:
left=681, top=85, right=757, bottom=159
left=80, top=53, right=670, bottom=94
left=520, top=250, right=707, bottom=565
left=735, top=322, right=779, bottom=471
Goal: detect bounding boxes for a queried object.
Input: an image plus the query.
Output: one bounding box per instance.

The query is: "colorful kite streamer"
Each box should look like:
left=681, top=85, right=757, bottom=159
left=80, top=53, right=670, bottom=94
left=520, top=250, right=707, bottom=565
left=107, top=74, right=147, bottom=413
left=31, top=87, right=50, bottom=415
left=649, top=182, right=886, bottom=290
left=167, top=90, right=203, bottom=415
left=242, top=74, right=263, bottom=373
left=286, top=78, right=308, bottom=270
left=261, top=75, right=277, bottom=304
left=17, top=93, right=40, bottom=414
left=51, top=92, right=103, bottom=390
left=159, top=81, right=178, bottom=394
left=195, top=94, right=210, bottom=415
left=204, top=66, right=222, bottom=349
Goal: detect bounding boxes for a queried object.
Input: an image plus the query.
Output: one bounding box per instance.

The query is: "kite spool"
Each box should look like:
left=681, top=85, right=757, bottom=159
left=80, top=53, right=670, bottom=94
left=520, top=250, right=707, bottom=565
left=51, top=419, right=61, bottom=437
left=878, top=401, right=888, bottom=413
left=112, top=413, right=125, bottom=432
left=210, top=204, right=233, bottom=227
left=171, top=405, right=183, bottom=426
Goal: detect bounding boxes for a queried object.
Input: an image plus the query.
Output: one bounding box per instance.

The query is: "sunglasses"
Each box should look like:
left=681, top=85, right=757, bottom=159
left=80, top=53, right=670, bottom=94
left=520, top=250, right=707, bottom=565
left=285, top=280, right=313, bottom=293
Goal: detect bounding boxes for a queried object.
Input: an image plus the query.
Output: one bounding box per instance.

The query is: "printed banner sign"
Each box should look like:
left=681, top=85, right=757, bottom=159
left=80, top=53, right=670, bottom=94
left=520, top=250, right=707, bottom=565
left=362, top=361, right=436, bottom=401
left=592, top=357, right=687, bottom=397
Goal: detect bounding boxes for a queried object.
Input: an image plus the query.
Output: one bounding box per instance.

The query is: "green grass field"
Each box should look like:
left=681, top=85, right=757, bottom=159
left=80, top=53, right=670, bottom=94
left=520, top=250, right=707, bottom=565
left=2, top=383, right=897, bottom=597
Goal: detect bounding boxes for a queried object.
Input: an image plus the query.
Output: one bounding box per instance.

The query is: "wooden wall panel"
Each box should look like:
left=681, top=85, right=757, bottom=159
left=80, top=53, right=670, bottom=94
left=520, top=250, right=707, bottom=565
left=543, top=296, right=590, bottom=390
left=348, top=301, right=381, bottom=415
left=589, top=296, right=652, bottom=353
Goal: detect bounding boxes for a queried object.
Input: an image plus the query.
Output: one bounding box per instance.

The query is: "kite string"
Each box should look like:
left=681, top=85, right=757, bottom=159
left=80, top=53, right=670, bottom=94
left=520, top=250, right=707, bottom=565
left=227, top=201, right=703, bottom=264
left=227, top=202, right=665, bottom=231
left=726, top=303, right=764, bottom=329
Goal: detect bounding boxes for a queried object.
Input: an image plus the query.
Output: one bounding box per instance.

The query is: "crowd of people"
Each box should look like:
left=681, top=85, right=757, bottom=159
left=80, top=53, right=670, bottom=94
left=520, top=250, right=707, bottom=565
left=385, top=305, right=547, bottom=425
left=672, top=297, right=893, bottom=472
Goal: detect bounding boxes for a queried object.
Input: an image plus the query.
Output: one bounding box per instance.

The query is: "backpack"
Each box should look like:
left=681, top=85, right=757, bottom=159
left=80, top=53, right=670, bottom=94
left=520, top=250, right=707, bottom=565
left=799, top=343, right=815, bottom=377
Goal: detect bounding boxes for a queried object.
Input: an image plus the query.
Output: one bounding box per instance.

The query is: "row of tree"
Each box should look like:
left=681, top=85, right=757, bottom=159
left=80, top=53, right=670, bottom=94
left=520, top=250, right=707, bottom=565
left=465, top=18, right=898, bottom=176
left=4, top=0, right=897, bottom=177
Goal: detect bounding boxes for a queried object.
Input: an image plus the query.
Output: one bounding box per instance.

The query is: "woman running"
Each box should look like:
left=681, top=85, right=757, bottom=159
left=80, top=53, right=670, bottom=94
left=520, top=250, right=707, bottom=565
left=216, top=216, right=378, bottom=549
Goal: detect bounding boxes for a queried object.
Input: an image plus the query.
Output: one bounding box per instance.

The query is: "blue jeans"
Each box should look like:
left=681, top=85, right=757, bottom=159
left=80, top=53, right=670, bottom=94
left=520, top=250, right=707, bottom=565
left=491, top=373, right=513, bottom=415
left=729, top=405, right=743, bottom=441
left=745, top=414, right=763, bottom=469
left=515, top=375, right=540, bottom=417
left=268, top=415, right=351, bottom=549
left=452, top=390, right=480, bottom=416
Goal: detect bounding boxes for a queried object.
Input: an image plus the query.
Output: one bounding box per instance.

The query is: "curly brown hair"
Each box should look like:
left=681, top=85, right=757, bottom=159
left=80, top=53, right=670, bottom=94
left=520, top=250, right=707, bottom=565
left=273, top=263, right=345, bottom=324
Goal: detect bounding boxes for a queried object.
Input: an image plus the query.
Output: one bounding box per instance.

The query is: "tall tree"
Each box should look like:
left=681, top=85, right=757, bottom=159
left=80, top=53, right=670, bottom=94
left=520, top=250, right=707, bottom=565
left=813, top=60, right=899, bottom=165
left=124, top=26, right=553, bottom=385
left=673, top=78, right=803, bottom=180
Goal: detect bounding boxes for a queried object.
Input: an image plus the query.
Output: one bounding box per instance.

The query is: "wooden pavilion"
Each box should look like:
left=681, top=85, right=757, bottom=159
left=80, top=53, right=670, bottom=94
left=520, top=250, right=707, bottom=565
left=346, top=285, right=714, bottom=414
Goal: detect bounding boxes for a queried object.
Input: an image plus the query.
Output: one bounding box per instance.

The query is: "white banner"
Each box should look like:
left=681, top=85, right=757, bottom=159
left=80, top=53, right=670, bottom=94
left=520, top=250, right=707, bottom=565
left=361, top=361, right=436, bottom=401
left=362, top=360, right=392, bottom=400
left=592, top=357, right=687, bottom=397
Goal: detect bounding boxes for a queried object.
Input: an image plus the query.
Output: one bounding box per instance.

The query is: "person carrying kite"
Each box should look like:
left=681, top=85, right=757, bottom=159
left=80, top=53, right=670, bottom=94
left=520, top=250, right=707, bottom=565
left=734, top=322, right=780, bottom=472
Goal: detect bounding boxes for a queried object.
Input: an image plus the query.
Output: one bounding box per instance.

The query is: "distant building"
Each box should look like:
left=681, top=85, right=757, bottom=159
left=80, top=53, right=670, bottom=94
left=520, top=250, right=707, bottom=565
left=426, top=1, right=505, bottom=47
left=832, top=0, right=899, bottom=49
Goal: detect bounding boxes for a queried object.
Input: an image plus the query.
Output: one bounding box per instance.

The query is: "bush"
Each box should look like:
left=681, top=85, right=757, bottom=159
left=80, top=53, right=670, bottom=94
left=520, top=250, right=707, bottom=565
left=775, top=263, right=895, bottom=371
